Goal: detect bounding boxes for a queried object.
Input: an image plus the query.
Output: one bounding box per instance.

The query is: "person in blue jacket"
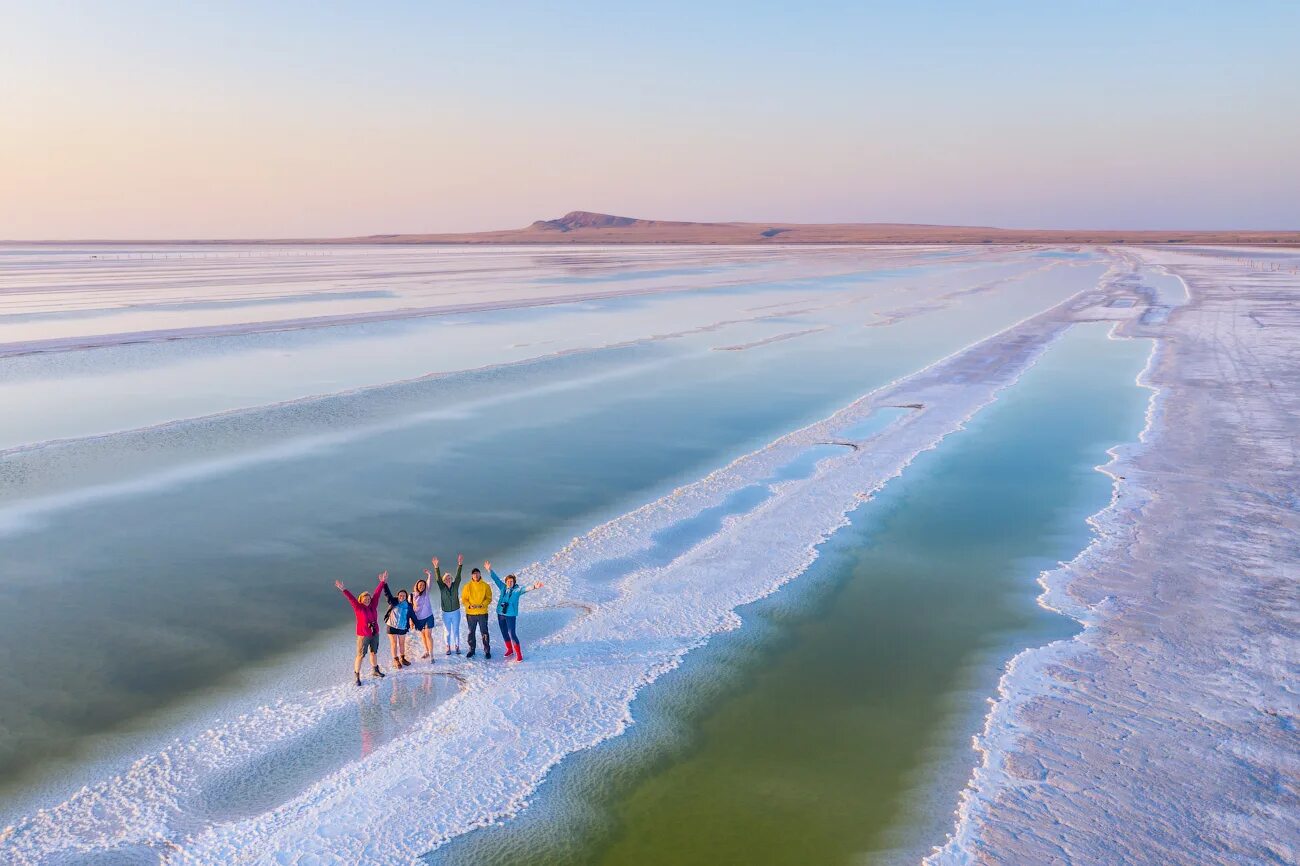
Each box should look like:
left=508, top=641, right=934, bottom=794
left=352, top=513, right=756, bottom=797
left=487, top=560, right=544, bottom=662
left=383, top=585, right=417, bottom=668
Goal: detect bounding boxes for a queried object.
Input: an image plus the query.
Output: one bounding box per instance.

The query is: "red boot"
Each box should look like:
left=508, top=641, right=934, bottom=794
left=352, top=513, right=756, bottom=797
left=504, top=641, right=516, bottom=659
left=513, top=642, right=524, bottom=662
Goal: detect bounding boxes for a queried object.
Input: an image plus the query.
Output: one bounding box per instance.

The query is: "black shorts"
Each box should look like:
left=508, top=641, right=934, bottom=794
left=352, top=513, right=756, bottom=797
left=387, top=626, right=409, bottom=636
left=412, top=615, right=433, bottom=632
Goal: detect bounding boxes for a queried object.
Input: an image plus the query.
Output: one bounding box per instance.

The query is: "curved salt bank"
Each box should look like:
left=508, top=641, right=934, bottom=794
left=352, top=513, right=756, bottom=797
left=169, top=281, right=1118, bottom=863
left=929, top=246, right=1298, bottom=865
left=0, top=258, right=1129, bottom=864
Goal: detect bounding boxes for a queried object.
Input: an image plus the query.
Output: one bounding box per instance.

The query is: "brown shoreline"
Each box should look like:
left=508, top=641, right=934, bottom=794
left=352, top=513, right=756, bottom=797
left=5, top=211, right=1299, bottom=246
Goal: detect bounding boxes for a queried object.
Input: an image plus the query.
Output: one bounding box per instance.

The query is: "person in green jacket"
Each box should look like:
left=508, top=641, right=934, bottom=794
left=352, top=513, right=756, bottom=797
left=426, top=554, right=464, bottom=655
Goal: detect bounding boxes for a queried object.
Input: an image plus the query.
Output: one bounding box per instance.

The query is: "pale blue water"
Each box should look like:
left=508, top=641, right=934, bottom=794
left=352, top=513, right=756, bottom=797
left=840, top=406, right=913, bottom=440
left=0, top=245, right=1115, bottom=853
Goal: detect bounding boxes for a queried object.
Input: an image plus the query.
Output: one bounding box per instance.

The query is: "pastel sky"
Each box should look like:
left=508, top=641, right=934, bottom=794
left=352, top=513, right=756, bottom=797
left=3, top=0, right=1298, bottom=238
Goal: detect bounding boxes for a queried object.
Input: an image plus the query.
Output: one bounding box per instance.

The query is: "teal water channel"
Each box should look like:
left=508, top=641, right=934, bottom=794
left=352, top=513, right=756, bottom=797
left=0, top=260, right=1101, bottom=815
left=433, top=322, right=1153, bottom=865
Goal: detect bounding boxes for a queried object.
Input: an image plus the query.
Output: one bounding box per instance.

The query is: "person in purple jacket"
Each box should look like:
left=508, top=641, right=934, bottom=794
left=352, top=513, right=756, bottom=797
left=410, top=574, right=437, bottom=662
left=336, top=571, right=389, bottom=686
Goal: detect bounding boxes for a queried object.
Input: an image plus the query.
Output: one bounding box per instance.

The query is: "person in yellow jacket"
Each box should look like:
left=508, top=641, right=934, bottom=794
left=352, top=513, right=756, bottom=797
left=461, top=567, right=494, bottom=659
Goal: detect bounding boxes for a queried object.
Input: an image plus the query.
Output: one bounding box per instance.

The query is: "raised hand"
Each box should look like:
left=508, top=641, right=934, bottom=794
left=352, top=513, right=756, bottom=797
left=484, top=560, right=491, bottom=573
left=334, top=580, right=346, bottom=591
left=431, top=557, right=439, bottom=569
left=378, top=570, right=388, bottom=582
left=424, top=568, right=433, bottom=579
left=457, top=553, right=464, bottom=565
left=533, top=581, right=545, bottom=590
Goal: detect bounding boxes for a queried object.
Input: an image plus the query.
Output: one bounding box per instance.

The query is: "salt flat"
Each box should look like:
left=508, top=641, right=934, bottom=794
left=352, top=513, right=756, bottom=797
left=0, top=244, right=1292, bottom=864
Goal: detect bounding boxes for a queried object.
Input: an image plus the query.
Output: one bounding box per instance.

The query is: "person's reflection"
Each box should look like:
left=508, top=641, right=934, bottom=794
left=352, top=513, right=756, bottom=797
left=393, top=672, right=437, bottom=709
left=358, top=673, right=441, bottom=756
left=390, top=672, right=403, bottom=708
left=357, top=686, right=382, bottom=758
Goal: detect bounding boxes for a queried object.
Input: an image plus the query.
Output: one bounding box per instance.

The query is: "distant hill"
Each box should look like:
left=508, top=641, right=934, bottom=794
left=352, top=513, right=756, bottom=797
left=333, top=211, right=1300, bottom=246
left=528, top=211, right=679, bottom=231
left=12, top=211, right=1300, bottom=246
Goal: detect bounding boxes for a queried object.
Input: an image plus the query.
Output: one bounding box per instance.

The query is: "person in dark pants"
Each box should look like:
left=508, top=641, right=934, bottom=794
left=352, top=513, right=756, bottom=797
left=488, top=561, right=544, bottom=661
left=410, top=575, right=437, bottom=661
left=461, top=566, right=493, bottom=659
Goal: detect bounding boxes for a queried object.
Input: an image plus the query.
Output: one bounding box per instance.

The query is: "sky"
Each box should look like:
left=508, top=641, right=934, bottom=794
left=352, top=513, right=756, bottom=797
left=2, top=0, right=1298, bottom=238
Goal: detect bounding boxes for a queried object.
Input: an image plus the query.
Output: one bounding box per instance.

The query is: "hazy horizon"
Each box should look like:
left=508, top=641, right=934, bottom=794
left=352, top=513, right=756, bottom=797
left=4, top=1, right=1299, bottom=239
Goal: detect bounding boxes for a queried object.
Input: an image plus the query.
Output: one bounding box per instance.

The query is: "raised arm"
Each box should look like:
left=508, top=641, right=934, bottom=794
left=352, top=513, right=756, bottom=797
left=373, top=571, right=389, bottom=608
left=432, top=556, right=442, bottom=582
left=489, top=569, right=505, bottom=592
left=336, top=580, right=362, bottom=610
left=454, top=554, right=464, bottom=585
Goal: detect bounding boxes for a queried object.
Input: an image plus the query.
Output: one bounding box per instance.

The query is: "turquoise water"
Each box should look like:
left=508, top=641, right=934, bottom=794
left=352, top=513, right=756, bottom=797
left=0, top=256, right=1102, bottom=813
left=432, top=323, right=1153, bottom=864
left=2, top=246, right=1155, bottom=866
left=840, top=406, right=913, bottom=440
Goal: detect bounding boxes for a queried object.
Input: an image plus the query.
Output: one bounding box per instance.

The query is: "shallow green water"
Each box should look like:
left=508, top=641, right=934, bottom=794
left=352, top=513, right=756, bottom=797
left=0, top=257, right=1097, bottom=807
left=434, top=323, right=1152, bottom=865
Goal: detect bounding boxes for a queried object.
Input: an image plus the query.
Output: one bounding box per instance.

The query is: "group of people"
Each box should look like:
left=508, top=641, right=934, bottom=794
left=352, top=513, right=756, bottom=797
left=335, top=554, right=544, bottom=686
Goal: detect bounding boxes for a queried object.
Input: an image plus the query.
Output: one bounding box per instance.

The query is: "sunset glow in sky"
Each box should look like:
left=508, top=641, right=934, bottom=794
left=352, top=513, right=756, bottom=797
left=3, top=0, right=1298, bottom=238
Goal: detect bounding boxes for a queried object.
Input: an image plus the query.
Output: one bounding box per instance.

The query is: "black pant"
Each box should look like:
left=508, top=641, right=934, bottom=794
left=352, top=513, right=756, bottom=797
left=466, top=614, right=490, bottom=651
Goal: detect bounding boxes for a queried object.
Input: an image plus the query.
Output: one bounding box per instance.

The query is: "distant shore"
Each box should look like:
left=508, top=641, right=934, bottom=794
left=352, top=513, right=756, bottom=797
left=5, top=210, right=1300, bottom=246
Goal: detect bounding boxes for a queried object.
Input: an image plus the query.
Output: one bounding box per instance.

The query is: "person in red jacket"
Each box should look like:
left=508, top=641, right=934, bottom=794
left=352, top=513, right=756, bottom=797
left=336, top=571, right=389, bottom=686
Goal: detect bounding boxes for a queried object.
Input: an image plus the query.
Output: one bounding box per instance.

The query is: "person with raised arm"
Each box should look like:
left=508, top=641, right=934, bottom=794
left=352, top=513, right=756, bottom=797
left=488, top=561, right=544, bottom=662
left=432, top=554, right=465, bottom=655
left=410, top=571, right=437, bottom=662
left=461, top=562, right=494, bottom=659
left=335, top=571, right=389, bottom=686
left=382, top=584, right=416, bottom=668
